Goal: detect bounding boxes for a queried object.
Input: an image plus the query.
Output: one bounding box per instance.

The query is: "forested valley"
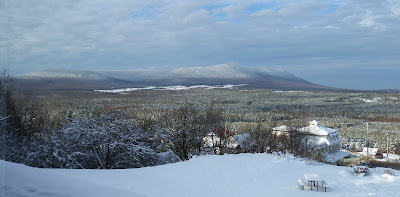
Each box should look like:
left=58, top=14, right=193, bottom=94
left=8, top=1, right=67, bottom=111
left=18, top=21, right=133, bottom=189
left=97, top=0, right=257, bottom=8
left=1, top=73, right=400, bottom=169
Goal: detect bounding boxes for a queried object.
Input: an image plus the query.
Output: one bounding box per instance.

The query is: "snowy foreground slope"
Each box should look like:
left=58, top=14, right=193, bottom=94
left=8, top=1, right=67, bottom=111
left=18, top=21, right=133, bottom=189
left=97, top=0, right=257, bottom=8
left=1, top=154, right=400, bottom=197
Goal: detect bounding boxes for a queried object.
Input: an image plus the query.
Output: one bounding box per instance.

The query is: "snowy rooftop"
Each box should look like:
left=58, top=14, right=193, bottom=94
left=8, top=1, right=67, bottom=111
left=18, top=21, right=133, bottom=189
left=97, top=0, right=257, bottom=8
left=272, top=125, right=297, bottom=131
left=233, top=133, right=252, bottom=148
left=299, top=120, right=338, bottom=136
left=324, top=151, right=351, bottom=163
left=233, top=133, right=250, bottom=142
left=298, top=120, right=341, bottom=146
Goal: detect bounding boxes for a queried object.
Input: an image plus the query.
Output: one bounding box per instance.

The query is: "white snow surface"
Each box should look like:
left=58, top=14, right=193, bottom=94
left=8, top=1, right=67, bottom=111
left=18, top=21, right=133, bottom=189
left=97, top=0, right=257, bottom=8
left=359, top=150, right=400, bottom=162
left=360, top=97, right=383, bottom=103
left=2, top=154, right=400, bottom=197
left=95, top=84, right=247, bottom=93
left=273, top=90, right=306, bottom=93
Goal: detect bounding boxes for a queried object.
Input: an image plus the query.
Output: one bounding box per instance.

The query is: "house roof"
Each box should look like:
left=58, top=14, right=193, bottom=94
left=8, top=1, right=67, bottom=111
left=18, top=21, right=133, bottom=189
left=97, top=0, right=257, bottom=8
left=324, top=150, right=351, bottom=162
left=299, top=120, right=338, bottom=136
left=299, top=120, right=341, bottom=147
left=212, top=129, right=231, bottom=139
left=272, top=125, right=297, bottom=132
left=233, top=133, right=252, bottom=148
left=225, top=136, right=240, bottom=148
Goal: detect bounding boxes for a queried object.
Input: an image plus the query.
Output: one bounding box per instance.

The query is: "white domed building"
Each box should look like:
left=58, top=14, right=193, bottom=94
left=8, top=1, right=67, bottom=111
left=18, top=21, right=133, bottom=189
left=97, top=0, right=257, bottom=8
left=298, top=120, right=341, bottom=154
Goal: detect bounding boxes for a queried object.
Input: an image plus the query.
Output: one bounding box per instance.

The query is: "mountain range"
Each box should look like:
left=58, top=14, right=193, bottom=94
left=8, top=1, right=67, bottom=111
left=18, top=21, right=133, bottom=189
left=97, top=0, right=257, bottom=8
left=15, top=64, right=336, bottom=91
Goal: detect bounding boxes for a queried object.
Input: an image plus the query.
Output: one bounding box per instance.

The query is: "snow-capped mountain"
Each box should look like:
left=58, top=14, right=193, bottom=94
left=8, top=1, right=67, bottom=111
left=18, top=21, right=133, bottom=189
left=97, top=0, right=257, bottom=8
left=103, top=64, right=332, bottom=90
left=15, top=69, right=132, bottom=90
left=105, top=64, right=300, bottom=81
left=15, top=64, right=335, bottom=90
left=168, top=64, right=251, bottom=79
left=17, top=69, right=116, bottom=81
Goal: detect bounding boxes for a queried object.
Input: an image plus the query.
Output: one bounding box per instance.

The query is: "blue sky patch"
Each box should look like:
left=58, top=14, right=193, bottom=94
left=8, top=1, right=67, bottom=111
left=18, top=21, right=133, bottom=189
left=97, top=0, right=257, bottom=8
left=203, top=3, right=230, bottom=13
left=319, top=5, right=338, bottom=15
left=213, top=16, right=246, bottom=25
left=246, top=2, right=282, bottom=13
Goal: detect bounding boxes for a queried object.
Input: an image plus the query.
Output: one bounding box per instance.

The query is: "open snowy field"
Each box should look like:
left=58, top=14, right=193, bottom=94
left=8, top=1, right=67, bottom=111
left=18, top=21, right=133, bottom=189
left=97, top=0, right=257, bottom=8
left=1, top=154, right=399, bottom=197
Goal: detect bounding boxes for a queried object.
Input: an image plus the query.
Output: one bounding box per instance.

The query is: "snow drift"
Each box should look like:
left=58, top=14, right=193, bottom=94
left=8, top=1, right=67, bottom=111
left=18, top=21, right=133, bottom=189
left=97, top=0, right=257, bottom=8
left=1, top=154, right=399, bottom=197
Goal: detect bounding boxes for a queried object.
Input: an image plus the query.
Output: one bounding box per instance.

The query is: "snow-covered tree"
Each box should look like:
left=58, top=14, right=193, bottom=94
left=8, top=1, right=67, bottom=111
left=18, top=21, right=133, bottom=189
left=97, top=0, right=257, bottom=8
left=55, top=112, right=160, bottom=169
left=0, top=70, right=24, bottom=162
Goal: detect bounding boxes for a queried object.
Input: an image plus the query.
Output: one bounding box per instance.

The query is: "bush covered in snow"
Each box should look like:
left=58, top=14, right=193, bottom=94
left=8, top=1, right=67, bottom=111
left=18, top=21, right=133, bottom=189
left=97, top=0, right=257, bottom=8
left=354, top=166, right=369, bottom=176
left=1, top=110, right=180, bottom=169
left=54, top=113, right=162, bottom=168
left=384, top=169, right=394, bottom=176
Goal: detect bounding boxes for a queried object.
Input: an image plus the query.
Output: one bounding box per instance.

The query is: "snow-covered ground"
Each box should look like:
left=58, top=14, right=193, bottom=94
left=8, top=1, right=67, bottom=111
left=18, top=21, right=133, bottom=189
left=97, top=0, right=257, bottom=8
left=95, top=84, right=247, bottom=93
left=1, top=154, right=400, bottom=197
left=358, top=150, right=400, bottom=162
left=273, top=90, right=307, bottom=93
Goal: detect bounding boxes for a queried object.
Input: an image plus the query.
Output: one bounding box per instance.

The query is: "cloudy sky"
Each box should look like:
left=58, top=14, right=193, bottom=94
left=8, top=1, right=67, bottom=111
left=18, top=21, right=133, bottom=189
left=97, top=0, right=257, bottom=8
left=1, top=0, right=399, bottom=90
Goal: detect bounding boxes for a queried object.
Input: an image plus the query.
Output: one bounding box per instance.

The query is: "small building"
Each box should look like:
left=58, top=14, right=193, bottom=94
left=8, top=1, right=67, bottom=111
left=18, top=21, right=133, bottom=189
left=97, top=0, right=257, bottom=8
left=272, top=125, right=297, bottom=137
left=202, top=131, right=222, bottom=148
left=299, top=120, right=341, bottom=154
left=273, top=120, right=344, bottom=161
left=201, top=130, right=243, bottom=154
left=233, top=133, right=254, bottom=152
left=362, top=147, right=378, bottom=156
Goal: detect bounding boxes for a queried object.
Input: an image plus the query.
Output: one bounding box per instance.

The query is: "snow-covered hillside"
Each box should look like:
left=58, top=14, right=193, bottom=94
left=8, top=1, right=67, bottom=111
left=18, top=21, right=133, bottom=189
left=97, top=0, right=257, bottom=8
left=17, top=69, right=116, bottom=80
left=1, top=154, right=399, bottom=197
left=106, top=64, right=301, bottom=81
left=168, top=64, right=251, bottom=79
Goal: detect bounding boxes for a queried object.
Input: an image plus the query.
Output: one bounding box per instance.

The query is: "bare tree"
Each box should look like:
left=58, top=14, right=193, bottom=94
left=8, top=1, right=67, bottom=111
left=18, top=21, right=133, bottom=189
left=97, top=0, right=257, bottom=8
left=251, top=122, right=273, bottom=153
left=166, top=104, right=203, bottom=160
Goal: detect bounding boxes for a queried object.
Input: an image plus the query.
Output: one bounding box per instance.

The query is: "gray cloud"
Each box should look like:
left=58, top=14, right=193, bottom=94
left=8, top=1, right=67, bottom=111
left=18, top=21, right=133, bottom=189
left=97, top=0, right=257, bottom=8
left=1, top=0, right=399, bottom=89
